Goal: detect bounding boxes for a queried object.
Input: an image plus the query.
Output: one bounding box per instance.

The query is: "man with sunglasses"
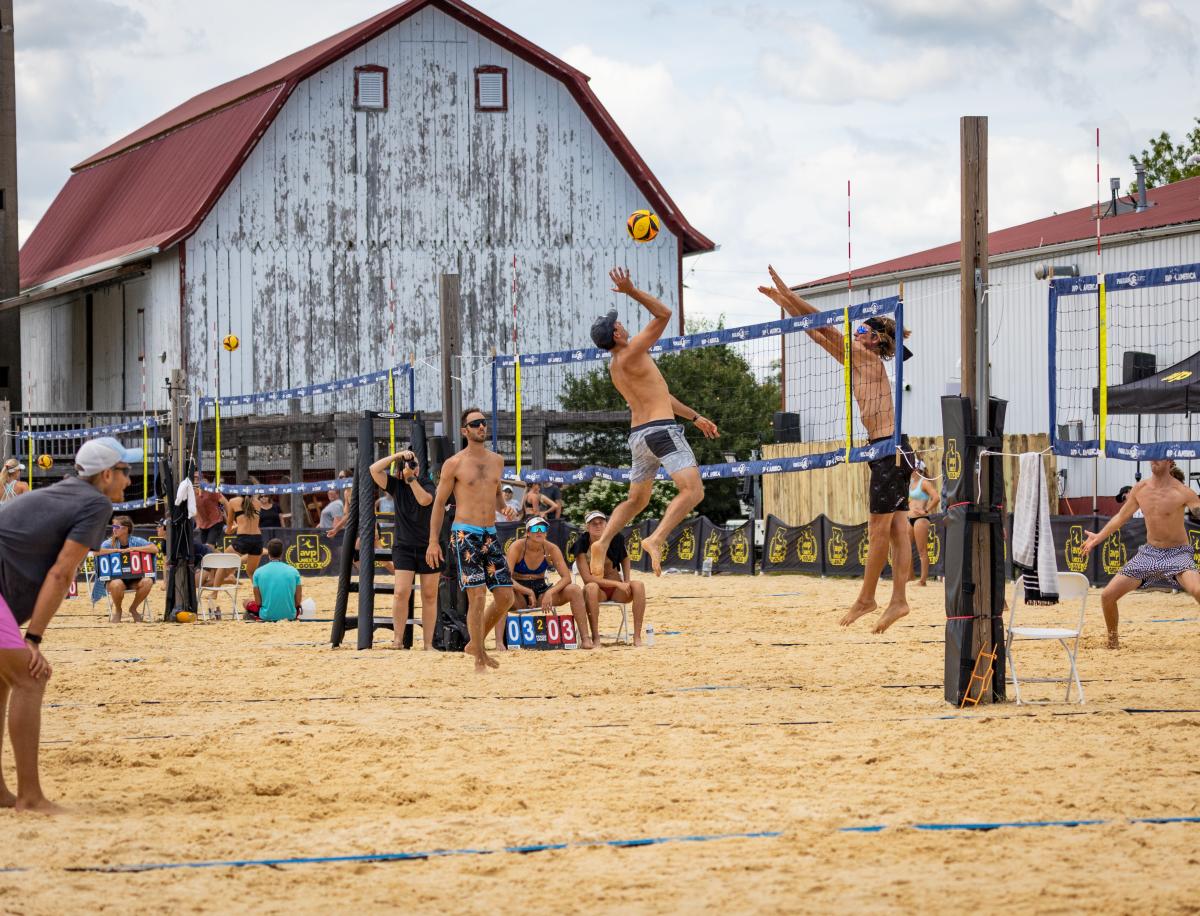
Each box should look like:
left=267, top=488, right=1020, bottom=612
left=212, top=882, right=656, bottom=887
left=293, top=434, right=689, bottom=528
left=0, top=436, right=139, bottom=812
left=587, top=267, right=720, bottom=578
left=427, top=408, right=518, bottom=672
left=759, top=266, right=915, bottom=634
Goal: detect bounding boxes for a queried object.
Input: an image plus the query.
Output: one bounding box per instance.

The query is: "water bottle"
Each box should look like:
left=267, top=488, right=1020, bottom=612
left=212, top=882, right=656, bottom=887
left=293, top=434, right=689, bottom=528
left=644, top=626, right=656, bottom=647
left=701, top=557, right=713, bottom=577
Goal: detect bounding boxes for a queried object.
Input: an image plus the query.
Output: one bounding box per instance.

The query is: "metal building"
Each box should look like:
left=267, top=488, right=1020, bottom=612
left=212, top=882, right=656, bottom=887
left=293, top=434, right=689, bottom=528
left=8, top=0, right=713, bottom=421
left=787, top=176, right=1200, bottom=504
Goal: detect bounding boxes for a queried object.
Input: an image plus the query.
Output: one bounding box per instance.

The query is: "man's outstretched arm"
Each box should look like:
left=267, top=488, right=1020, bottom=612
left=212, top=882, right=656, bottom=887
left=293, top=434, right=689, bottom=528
left=610, top=267, right=671, bottom=352
left=757, top=265, right=844, bottom=361
left=669, top=395, right=719, bottom=439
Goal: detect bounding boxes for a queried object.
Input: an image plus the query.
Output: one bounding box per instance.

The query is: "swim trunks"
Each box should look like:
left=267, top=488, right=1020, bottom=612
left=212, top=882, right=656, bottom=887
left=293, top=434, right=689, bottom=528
left=628, top=420, right=697, bottom=484
left=451, top=523, right=513, bottom=591
left=0, top=590, right=24, bottom=650
left=867, top=435, right=914, bottom=515
left=1118, top=543, right=1198, bottom=587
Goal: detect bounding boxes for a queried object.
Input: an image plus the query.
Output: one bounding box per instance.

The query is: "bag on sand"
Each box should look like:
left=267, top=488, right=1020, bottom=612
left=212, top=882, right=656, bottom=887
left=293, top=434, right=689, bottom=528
left=433, top=573, right=469, bottom=652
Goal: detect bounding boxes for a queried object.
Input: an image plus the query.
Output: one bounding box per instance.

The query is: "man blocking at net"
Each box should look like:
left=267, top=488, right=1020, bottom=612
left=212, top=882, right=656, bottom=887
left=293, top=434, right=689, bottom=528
left=587, top=267, right=720, bottom=577
left=1081, top=459, right=1200, bottom=649
left=758, top=266, right=914, bottom=633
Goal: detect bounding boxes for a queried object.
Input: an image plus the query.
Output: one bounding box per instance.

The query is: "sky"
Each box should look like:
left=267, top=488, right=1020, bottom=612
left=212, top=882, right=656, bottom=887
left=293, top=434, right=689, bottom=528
left=12, top=0, right=1200, bottom=325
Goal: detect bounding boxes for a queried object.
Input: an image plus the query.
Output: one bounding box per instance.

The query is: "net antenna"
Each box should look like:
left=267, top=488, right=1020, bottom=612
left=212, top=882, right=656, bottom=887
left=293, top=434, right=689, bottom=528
left=843, top=179, right=853, bottom=461
left=1095, top=127, right=1108, bottom=459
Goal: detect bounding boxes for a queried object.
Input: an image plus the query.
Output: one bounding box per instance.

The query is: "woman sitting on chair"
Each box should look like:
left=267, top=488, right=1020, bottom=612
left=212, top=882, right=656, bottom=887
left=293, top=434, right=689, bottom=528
left=908, top=461, right=940, bottom=586
left=572, top=510, right=647, bottom=647
left=503, top=516, right=592, bottom=650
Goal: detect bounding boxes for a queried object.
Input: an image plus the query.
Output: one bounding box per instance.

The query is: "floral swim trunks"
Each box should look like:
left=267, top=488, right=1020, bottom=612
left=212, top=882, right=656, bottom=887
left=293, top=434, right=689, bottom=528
left=451, top=523, right=513, bottom=591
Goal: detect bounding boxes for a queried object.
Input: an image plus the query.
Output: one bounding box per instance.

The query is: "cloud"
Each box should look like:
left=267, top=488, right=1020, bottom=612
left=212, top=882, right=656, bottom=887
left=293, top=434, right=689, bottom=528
left=13, top=0, right=145, bottom=51
left=758, top=22, right=956, bottom=104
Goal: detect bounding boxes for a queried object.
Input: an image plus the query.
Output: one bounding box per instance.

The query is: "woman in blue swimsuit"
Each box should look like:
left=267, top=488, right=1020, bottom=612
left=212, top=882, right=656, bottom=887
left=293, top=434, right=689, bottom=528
left=502, top=516, right=592, bottom=649
left=908, top=461, right=940, bottom=586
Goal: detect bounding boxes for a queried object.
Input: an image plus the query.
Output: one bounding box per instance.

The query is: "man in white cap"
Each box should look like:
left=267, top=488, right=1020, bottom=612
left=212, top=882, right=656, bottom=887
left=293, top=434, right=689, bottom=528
left=0, top=436, right=139, bottom=812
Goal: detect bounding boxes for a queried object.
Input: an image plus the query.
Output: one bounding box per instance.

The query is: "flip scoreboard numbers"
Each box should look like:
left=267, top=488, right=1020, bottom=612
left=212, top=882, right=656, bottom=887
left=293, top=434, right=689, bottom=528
left=521, top=615, right=538, bottom=648
left=504, top=613, right=579, bottom=650
left=505, top=613, right=522, bottom=648
left=96, top=551, right=157, bottom=581
left=546, top=614, right=562, bottom=648
left=558, top=614, right=579, bottom=649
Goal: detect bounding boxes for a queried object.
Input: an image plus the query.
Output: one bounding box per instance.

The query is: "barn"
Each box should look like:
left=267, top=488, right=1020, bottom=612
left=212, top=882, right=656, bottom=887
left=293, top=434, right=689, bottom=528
left=785, top=175, right=1200, bottom=509
left=9, top=0, right=712, bottom=432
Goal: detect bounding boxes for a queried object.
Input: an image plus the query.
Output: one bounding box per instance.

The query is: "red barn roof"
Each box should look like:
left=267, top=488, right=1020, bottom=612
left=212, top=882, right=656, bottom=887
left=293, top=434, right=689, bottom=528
left=20, top=0, right=714, bottom=292
left=796, top=175, right=1200, bottom=290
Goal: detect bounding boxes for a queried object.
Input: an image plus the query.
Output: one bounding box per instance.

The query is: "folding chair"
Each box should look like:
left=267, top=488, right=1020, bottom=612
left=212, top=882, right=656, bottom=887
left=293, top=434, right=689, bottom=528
left=1006, top=570, right=1089, bottom=704
left=599, top=601, right=631, bottom=645
left=198, top=554, right=245, bottom=621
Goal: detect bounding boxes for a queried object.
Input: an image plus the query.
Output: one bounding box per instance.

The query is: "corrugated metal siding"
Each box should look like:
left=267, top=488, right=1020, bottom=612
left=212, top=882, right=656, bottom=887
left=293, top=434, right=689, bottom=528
left=184, top=5, right=679, bottom=415
left=788, top=231, right=1200, bottom=499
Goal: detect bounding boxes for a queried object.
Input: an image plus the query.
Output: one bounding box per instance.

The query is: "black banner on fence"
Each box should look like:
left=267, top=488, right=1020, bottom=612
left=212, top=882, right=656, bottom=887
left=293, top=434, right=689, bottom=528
left=698, top=518, right=753, bottom=574
left=822, top=517, right=869, bottom=579
left=761, top=514, right=823, bottom=575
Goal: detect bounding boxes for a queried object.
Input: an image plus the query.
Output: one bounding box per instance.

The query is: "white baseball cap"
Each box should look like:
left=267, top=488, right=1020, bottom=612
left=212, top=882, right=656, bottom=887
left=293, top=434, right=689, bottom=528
left=75, top=437, right=143, bottom=476
left=2, top=458, right=23, bottom=471
left=584, top=510, right=607, bottom=524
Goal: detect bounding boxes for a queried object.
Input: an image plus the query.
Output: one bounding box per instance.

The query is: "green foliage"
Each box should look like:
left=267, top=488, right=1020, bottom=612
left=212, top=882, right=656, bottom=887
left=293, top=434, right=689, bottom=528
left=560, top=478, right=675, bottom=525
left=1129, top=118, right=1200, bottom=191
left=558, top=316, right=779, bottom=524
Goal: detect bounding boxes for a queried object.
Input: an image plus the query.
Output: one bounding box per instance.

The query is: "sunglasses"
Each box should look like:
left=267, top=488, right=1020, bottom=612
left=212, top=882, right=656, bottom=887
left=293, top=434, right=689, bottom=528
left=527, top=524, right=548, bottom=533
left=854, top=324, right=877, bottom=338
left=464, top=418, right=488, bottom=429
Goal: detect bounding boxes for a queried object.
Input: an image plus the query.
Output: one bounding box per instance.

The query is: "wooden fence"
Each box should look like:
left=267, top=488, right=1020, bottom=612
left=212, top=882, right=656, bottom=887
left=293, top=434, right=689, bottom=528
left=762, top=434, right=1055, bottom=526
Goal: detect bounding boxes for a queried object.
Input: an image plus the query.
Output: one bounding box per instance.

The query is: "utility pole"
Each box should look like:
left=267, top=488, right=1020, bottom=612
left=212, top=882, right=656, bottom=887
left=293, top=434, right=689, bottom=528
left=438, top=274, right=462, bottom=447
left=0, top=0, right=21, bottom=409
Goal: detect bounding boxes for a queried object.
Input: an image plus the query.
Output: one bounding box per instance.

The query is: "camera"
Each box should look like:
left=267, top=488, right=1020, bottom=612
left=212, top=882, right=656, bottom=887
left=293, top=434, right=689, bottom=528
left=405, top=459, right=419, bottom=471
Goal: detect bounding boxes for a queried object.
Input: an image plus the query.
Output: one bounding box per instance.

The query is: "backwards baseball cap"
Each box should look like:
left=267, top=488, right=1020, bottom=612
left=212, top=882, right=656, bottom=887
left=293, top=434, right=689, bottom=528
left=502, top=484, right=513, bottom=493
left=75, top=437, right=143, bottom=476
left=590, top=309, right=619, bottom=350
left=864, top=317, right=914, bottom=362
left=584, top=510, right=607, bottom=524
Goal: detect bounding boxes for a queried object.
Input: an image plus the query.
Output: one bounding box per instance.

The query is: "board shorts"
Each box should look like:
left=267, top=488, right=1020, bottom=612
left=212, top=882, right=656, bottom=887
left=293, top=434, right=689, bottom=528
left=393, top=542, right=439, bottom=575
left=868, top=435, right=915, bottom=515
left=1119, top=543, right=1198, bottom=587
left=629, top=420, right=698, bottom=484
left=231, top=535, right=263, bottom=557
left=451, top=523, right=513, bottom=591
left=0, top=590, right=24, bottom=650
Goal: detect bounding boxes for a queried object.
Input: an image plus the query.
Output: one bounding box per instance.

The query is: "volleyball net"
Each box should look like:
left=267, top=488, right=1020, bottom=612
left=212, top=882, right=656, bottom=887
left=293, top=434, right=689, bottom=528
left=491, top=296, right=905, bottom=482
left=1050, top=263, right=1200, bottom=461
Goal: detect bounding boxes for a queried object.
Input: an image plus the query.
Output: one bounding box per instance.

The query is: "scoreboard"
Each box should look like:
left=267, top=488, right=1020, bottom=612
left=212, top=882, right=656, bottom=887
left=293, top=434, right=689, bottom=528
left=95, top=551, right=157, bottom=581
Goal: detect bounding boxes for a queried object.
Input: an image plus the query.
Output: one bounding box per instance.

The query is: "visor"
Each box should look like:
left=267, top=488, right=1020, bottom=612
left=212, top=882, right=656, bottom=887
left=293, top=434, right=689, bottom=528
left=584, top=510, right=608, bottom=524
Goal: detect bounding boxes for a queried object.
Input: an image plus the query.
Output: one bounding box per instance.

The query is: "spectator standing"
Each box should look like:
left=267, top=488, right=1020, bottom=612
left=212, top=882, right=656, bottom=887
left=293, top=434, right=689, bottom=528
left=320, top=489, right=346, bottom=542
left=0, top=458, right=28, bottom=504
left=91, top=515, right=159, bottom=623
left=541, top=482, right=563, bottom=520
left=194, top=472, right=226, bottom=546
left=521, top=482, right=560, bottom=520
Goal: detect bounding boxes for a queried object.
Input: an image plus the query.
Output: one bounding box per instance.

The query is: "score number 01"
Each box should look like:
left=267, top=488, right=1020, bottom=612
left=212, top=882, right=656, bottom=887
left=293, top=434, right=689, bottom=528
left=95, top=551, right=156, bottom=581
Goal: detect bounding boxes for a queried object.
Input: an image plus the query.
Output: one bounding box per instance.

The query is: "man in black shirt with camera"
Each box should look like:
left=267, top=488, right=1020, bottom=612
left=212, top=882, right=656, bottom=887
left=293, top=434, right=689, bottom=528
left=370, top=449, right=438, bottom=649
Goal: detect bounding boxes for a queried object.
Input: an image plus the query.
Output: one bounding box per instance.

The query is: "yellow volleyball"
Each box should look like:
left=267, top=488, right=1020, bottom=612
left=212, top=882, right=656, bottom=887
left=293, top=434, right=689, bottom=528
left=626, top=209, right=659, bottom=243
left=222, top=334, right=240, bottom=352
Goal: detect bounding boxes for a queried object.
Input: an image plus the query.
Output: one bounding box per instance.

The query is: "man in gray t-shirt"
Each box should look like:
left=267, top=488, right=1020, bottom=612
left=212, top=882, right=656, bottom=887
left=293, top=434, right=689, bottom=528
left=0, top=436, right=136, bottom=812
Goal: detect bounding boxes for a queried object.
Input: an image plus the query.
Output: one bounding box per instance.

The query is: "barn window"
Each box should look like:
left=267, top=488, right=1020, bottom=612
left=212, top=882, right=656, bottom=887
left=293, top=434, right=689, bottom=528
left=354, top=66, right=388, bottom=110
left=475, top=66, right=507, bottom=111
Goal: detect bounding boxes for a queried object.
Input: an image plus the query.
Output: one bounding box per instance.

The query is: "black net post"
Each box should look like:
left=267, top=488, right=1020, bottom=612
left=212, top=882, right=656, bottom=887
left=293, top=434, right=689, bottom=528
left=355, top=414, right=377, bottom=650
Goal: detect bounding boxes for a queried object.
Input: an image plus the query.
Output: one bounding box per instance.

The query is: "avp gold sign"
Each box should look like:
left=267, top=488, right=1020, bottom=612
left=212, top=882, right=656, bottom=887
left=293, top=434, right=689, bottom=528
left=769, top=527, right=789, bottom=565
left=1063, top=526, right=1088, bottom=574
left=676, top=528, right=696, bottom=561
left=925, top=527, right=941, bottom=565
left=945, top=439, right=963, bottom=481
left=827, top=528, right=849, bottom=567
left=627, top=529, right=644, bottom=562
left=1190, top=530, right=1200, bottom=565
left=796, top=527, right=818, bottom=564
left=857, top=533, right=870, bottom=567
left=703, top=531, right=722, bottom=564
left=1101, top=531, right=1127, bottom=575
left=287, top=533, right=332, bottom=571
left=729, top=530, right=749, bottom=565
left=1164, top=370, right=1193, bottom=383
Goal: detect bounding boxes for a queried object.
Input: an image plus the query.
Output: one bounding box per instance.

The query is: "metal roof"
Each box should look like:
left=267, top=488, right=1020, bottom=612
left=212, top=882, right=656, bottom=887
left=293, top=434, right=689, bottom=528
left=20, top=0, right=714, bottom=293
left=796, top=175, right=1200, bottom=290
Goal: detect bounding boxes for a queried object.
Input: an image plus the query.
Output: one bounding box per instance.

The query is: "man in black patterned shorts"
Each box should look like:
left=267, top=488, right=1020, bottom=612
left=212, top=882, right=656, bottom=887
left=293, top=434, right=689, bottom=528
left=1083, top=459, right=1200, bottom=649
left=759, top=266, right=914, bottom=633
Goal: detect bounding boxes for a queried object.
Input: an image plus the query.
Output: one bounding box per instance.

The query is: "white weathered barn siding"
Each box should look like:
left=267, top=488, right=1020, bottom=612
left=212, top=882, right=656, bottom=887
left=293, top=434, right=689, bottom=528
left=184, top=5, right=680, bottom=416
left=787, top=229, right=1200, bottom=499
left=20, top=295, right=84, bottom=412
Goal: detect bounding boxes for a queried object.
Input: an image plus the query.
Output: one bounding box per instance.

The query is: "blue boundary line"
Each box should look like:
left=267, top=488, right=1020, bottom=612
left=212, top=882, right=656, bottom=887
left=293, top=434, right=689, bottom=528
left=841, top=816, right=1200, bottom=834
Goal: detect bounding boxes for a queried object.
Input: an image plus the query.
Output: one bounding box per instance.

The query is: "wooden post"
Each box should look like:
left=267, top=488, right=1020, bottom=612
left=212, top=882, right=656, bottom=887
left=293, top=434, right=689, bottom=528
left=0, top=0, right=20, bottom=410
left=961, top=115, right=992, bottom=699
left=0, top=398, right=9, bottom=463
left=235, top=444, right=249, bottom=483
left=288, top=397, right=305, bottom=529
left=438, top=274, right=462, bottom=446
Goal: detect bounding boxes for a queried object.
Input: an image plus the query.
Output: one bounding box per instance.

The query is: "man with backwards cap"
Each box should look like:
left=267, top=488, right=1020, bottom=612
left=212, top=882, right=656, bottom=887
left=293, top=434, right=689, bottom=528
left=586, top=267, right=720, bottom=577
left=0, top=436, right=139, bottom=812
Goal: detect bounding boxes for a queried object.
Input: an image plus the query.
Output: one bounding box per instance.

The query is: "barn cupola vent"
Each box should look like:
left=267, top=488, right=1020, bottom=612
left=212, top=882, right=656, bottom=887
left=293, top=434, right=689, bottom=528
left=354, top=66, right=388, bottom=110
left=475, top=66, right=507, bottom=111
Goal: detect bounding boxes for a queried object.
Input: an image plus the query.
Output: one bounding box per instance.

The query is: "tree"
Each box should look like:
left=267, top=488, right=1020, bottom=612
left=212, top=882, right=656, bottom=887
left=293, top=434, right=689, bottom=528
left=1129, top=118, right=1200, bottom=191
left=558, top=318, right=779, bottom=524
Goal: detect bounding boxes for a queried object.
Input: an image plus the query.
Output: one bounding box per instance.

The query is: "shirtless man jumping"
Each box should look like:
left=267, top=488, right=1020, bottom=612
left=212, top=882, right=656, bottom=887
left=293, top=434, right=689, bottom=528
left=1082, top=459, right=1200, bottom=649
left=758, top=265, right=914, bottom=633
left=587, top=267, right=720, bottom=577
left=426, top=408, right=518, bottom=672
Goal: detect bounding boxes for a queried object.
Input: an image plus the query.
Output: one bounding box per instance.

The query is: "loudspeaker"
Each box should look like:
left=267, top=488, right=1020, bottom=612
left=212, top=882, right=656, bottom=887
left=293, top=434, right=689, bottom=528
left=1123, top=351, right=1156, bottom=384
left=773, top=411, right=802, bottom=443
left=428, top=435, right=451, bottom=477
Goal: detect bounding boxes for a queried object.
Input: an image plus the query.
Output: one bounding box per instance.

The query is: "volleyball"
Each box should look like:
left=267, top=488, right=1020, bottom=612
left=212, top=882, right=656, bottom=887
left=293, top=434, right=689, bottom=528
left=222, top=334, right=240, bottom=352
left=627, top=209, right=659, bottom=243
left=36, top=454, right=53, bottom=470
left=175, top=611, right=195, bottom=624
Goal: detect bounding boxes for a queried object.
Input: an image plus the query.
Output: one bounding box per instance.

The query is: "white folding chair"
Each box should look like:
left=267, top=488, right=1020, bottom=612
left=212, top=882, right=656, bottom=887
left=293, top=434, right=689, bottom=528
left=198, top=554, right=245, bottom=621
left=599, top=601, right=631, bottom=645
left=1006, top=571, right=1089, bottom=704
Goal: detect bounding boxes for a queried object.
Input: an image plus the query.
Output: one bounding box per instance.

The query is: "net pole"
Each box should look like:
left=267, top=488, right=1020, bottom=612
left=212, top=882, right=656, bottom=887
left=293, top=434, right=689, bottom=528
left=490, top=355, right=499, bottom=452
left=27, top=427, right=32, bottom=491
left=843, top=179, right=852, bottom=461
left=1096, top=127, right=1107, bottom=457
left=512, top=253, right=521, bottom=474
left=141, top=307, right=148, bottom=504
left=388, top=369, right=396, bottom=461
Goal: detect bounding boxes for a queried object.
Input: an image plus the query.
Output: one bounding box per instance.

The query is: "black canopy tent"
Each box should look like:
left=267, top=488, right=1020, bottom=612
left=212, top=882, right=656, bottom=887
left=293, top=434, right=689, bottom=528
left=1093, top=349, right=1200, bottom=415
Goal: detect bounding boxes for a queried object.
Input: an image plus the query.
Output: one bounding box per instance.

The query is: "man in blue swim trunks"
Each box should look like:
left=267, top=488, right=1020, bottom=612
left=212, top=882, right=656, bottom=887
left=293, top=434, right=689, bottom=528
left=427, top=407, right=518, bottom=672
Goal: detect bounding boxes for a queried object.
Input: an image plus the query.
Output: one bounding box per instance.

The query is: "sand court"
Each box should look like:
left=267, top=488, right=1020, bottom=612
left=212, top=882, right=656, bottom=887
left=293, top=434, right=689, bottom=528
left=3, top=572, right=1199, bottom=913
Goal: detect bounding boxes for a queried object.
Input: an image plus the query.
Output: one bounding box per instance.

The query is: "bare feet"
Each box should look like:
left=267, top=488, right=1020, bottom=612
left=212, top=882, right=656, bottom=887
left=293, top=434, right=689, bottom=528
left=15, top=796, right=65, bottom=815
left=918, top=579, right=928, bottom=587
left=839, top=598, right=876, bottom=627
left=1106, top=631, right=1120, bottom=650
left=580, top=636, right=595, bottom=649
left=0, top=789, right=16, bottom=808
left=633, top=634, right=644, bottom=647
left=872, top=602, right=910, bottom=634
left=589, top=543, right=606, bottom=577
left=131, top=609, right=144, bottom=623
left=464, top=641, right=500, bottom=669
left=641, top=537, right=664, bottom=577
left=109, top=611, right=121, bottom=623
